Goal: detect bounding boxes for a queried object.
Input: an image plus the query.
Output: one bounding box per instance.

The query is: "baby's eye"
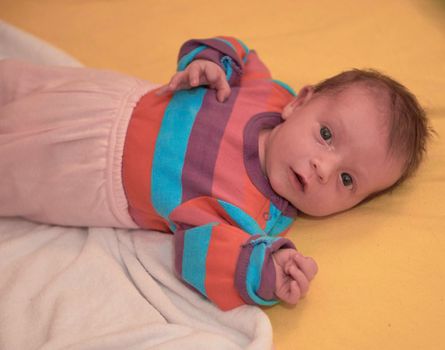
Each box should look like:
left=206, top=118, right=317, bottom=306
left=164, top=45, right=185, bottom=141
left=341, top=172, right=353, bottom=189
left=320, top=126, right=332, bottom=142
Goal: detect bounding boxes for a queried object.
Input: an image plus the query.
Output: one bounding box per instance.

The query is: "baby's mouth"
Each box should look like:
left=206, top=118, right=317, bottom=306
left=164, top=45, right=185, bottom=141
left=290, top=168, right=306, bottom=192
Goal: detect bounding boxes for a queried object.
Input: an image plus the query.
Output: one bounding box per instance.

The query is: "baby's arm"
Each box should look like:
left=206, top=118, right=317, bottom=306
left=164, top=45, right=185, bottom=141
left=169, top=197, right=317, bottom=310
left=272, top=249, right=318, bottom=304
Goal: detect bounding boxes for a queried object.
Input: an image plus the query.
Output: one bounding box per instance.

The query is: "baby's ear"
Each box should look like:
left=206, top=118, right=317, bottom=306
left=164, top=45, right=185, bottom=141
left=282, top=85, right=314, bottom=120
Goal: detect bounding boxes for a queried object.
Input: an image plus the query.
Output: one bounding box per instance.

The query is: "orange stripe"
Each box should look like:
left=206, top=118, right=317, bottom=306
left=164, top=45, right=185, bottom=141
left=169, top=197, right=236, bottom=228
left=254, top=78, right=294, bottom=229
left=267, top=81, right=295, bottom=111
left=122, top=89, right=170, bottom=231
left=211, top=51, right=290, bottom=226
left=241, top=52, right=271, bottom=82
left=217, top=36, right=247, bottom=61
left=211, top=86, right=268, bottom=220
left=205, top=224, right=247, bottom=310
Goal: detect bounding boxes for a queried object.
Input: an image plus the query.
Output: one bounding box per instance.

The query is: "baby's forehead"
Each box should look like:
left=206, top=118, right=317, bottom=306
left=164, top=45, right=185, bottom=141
left=343, top=84, right=409, bottom=166
left=323, top=82, right=391, bottom=117
left=335, top=83, right=392, bottom=124
left=322, top=83, right=394, bottom=149
left=328, top=81, right=391, bottom=104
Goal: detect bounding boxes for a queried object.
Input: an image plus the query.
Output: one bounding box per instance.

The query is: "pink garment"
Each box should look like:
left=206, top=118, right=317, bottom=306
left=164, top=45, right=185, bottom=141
left=0, top=59, right=157, bottom=227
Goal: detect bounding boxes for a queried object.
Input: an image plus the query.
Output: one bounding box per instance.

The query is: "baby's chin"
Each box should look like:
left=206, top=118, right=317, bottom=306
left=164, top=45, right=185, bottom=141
left=298, top=209, right=342, bottom=218
left=289, top=199, right=353, bottom=217
left=296, top=208, right=336, bottom=217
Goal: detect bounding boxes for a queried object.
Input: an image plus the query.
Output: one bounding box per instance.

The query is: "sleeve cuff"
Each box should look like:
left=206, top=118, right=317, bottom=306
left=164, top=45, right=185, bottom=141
left=177, top=39, right=244, bottom=85
left=235, top=235, right=296, bottom=306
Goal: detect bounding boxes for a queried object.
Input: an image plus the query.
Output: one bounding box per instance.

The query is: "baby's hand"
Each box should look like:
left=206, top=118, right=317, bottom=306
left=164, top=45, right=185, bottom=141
left=272, top=249, right=318, bottom=305
left=156, top=59, right=231, bottom=102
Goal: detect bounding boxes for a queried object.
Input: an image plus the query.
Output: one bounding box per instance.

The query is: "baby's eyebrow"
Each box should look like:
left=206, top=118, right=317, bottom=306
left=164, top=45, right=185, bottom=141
left=333, top=118, right=368, bottom=189
left=330, top=115, right=346, bottom=142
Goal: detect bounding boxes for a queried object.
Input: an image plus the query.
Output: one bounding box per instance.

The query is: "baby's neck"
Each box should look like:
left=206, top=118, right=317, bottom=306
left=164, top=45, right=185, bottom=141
left=258, top=128, right=272, bottom=177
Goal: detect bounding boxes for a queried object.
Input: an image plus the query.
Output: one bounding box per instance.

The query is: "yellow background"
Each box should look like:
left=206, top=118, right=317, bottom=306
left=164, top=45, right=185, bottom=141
left=1, top=0, right=444, bottom=349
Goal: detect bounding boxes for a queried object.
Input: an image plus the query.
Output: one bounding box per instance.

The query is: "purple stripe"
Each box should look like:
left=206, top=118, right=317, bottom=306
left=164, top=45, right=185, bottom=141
left=195, top=48, right=221, bottom=64
left=256, top=256, right=276, bottom=300
left=256, top=238, right=296, bottom=300
left=174, top=223, right=195, bottom=278
left=243, top=112, right=299, bottom=217
left=178, top=38, right=243, bottom=67
left=235, top=235, right=296, bottom=304
left=174, top=228, right=185, bottom=276
left=180, top=88, right=239, bottom=203
left=235, top=235, right=261, bottom=304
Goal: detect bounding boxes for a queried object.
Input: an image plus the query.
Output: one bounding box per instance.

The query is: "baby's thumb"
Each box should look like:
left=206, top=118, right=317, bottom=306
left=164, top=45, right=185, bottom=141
left=216, top=86, right=230, bottom=103
left=305, top=257, right=318, bottom=281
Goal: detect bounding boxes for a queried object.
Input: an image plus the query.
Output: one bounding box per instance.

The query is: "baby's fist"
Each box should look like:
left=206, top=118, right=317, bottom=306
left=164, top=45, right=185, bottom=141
left=272, top=249, right=318, bottom=305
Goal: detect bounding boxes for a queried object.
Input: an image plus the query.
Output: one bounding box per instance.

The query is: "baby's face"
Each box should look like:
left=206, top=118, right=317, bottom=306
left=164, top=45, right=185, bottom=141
left=259, top=84, right=404, bottom=216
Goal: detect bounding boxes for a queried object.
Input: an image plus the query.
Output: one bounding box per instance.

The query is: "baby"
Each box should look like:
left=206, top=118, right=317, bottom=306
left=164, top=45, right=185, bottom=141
left=0, top=36, right=431, bottom=310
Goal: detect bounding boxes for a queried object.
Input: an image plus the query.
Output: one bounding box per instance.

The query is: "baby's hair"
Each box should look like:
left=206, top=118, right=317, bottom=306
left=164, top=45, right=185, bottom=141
left=312, top=69, right=433, bottom=195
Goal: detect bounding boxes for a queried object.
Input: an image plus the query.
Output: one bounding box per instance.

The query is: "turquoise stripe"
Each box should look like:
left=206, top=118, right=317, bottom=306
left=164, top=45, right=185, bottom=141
left=268, top=215, right=294, bottom=236
left=272, top=79, right=296, bottom=96
left=268, top=215, right=295, bottom=236
left=264, top=203, right=294, bottom=236
left=264, top=202, right=280, bottom=234
left=151, top=88, right=207, bottom=220
left=245, top=237, right=279, bottom=306
left=220, top=56, right=233, bottom=81
left=178, top=45, right=207, bottom=71
left=217, top=200, right=264, bottom=235
left=216, top=37, right=250, bottom=63
left=235, top=38, right=250, bottom=62
left=182, top=224, right=215, bottom=296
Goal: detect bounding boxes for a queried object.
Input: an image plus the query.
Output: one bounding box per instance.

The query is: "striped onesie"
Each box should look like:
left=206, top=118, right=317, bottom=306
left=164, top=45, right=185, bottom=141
left=123, top=37, right=298, bottom=309
left=0, top=37, right=299, bottom=310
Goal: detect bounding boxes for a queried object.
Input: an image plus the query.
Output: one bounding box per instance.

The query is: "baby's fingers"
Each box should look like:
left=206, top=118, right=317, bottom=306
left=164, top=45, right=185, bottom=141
left=156, top=71, right=197, bottom=97
left=286, top=262, right=310, bottom=297
left=293, top=253, right=318, bottom=281
left=205, top=68, right=231, bottom=102
left=214, top=78, right=231, bottom=103
left=188, top=63, right=201, bottom=87
left=288, top=280, right=301, bottom=304
left=168, top=71, right=191, bottom=91
left=276, top=280, right=301, bottom=304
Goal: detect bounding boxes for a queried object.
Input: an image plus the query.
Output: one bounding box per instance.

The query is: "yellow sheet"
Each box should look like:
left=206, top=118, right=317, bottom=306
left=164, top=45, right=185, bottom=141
left=1, top=0, right=444, bottom=349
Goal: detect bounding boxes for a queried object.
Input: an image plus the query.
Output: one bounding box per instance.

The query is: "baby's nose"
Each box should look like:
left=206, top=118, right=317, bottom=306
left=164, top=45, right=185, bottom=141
left=310, top=156, right=338, bottom=184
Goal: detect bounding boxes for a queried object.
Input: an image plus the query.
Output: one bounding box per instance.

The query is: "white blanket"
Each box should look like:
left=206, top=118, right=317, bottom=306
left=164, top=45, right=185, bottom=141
left=0, top=21, right=273, bottom=350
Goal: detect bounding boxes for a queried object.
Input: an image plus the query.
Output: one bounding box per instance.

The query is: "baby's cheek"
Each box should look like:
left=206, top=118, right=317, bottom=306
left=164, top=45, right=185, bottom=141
left=268, top=166, right=288, bottom=194
left=301, top=194, right=344, bottom=216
